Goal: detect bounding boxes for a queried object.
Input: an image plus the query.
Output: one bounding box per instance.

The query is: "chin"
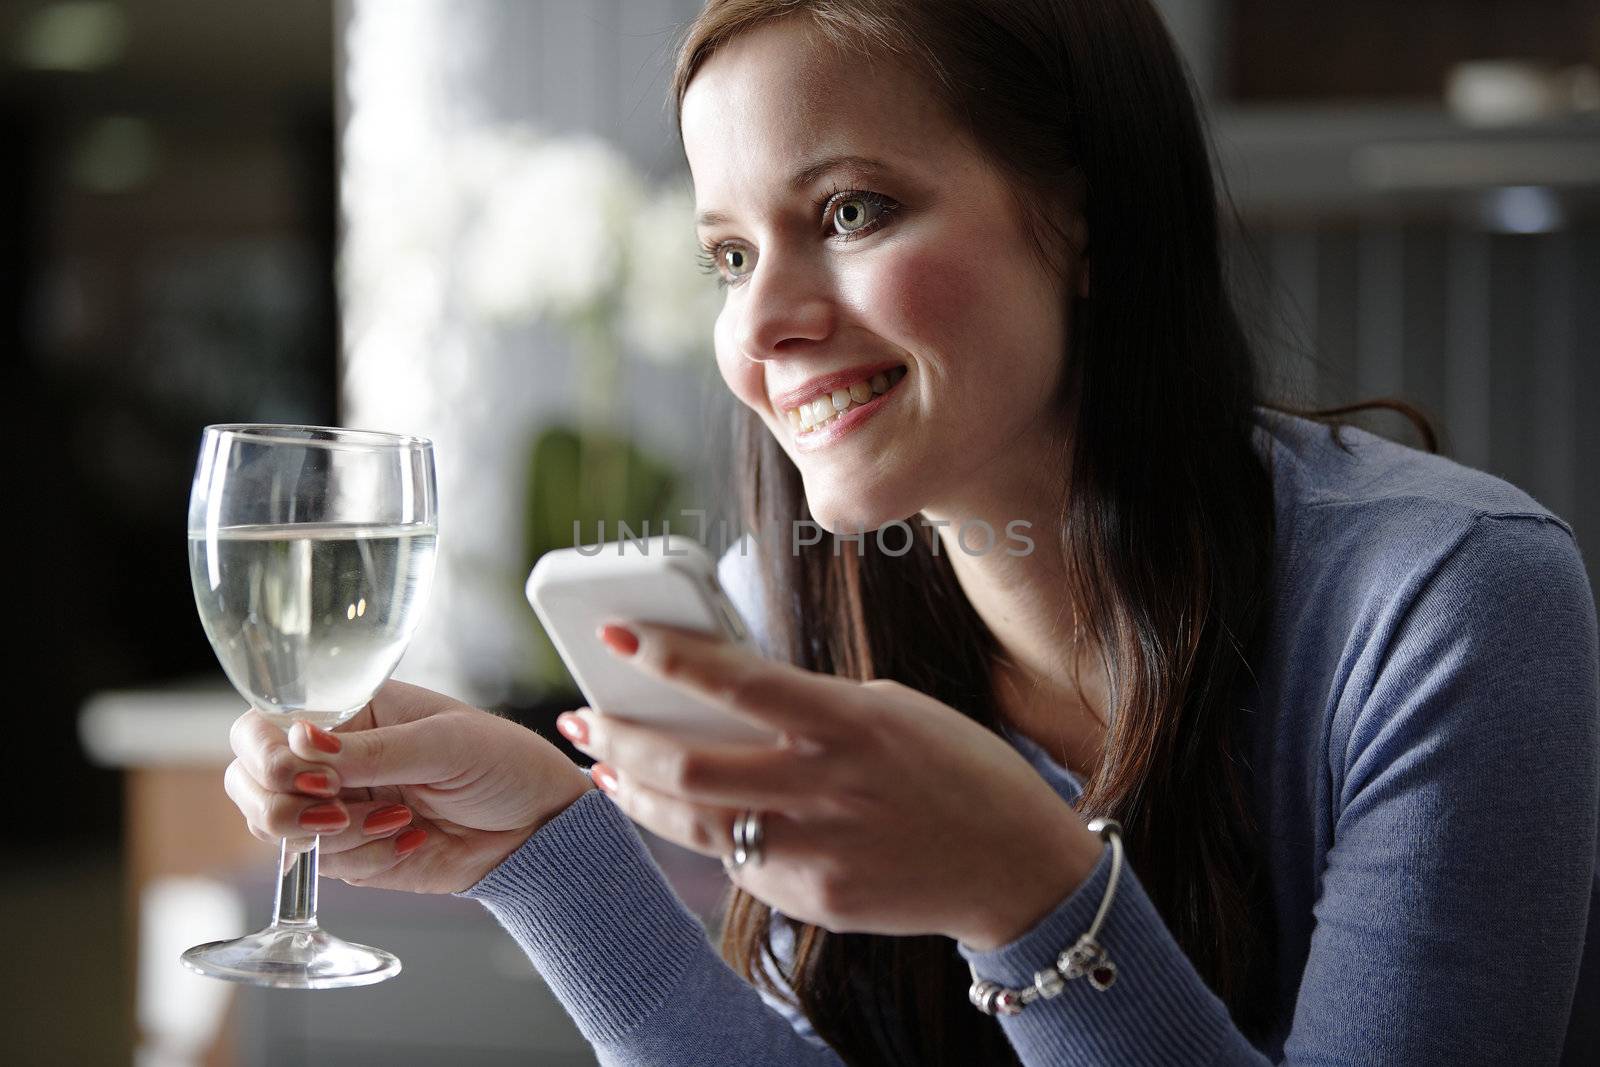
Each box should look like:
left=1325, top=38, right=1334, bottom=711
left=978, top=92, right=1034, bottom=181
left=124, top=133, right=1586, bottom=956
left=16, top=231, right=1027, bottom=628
left=803, top=485, right=920, bottom=540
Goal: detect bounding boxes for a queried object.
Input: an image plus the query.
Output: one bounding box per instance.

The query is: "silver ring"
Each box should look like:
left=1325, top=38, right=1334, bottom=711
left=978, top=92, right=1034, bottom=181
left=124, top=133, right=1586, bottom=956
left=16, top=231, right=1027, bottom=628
left=727, top=809, right=765, bottom=871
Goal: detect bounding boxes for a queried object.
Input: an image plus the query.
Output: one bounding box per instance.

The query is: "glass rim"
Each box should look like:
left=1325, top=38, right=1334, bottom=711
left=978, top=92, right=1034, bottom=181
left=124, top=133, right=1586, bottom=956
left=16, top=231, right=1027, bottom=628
left=202, top=423, right=434, bottom=451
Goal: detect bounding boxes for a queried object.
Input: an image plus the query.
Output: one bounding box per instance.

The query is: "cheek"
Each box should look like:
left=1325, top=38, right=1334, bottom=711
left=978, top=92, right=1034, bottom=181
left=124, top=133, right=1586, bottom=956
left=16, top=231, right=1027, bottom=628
left=859, top=237, right=1065, bottom=392
left=856, top=239, right=1019, bottom=359
left=861, top=247, right=970, bottom=347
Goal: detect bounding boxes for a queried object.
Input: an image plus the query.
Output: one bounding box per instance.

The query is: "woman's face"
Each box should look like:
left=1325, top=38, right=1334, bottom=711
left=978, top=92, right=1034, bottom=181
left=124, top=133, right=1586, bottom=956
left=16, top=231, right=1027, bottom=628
left=680, top=17, right=1076, bottom=534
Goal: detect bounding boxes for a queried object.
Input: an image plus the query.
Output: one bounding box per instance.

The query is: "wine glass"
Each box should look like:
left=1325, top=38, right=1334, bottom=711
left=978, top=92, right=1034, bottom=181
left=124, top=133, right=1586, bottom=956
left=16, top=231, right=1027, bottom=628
left=182, top=424, right=438, bottom=988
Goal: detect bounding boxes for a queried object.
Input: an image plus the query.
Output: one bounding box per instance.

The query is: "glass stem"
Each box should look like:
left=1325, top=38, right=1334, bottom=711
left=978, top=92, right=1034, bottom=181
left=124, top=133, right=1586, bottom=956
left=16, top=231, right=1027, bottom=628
left=272, top=835, right=320, bottom=927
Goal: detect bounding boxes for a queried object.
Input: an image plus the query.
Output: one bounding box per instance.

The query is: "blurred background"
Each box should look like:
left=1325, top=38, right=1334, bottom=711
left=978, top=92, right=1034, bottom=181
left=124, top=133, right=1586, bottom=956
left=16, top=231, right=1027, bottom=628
left=4, top=0, right=1597, bottom=1063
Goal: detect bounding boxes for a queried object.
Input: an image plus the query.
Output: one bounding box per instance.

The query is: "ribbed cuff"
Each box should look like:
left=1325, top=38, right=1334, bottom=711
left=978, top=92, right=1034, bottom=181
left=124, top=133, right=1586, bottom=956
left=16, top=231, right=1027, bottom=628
left=457, top=788, right=712, bottom=1045
left=957, top=842, right=1232, bottom=1064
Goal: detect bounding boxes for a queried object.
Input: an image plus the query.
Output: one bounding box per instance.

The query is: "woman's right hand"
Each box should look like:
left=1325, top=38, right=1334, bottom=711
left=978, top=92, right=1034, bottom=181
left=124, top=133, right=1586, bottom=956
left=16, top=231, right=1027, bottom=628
left=224, top=679, right=595, bottom=894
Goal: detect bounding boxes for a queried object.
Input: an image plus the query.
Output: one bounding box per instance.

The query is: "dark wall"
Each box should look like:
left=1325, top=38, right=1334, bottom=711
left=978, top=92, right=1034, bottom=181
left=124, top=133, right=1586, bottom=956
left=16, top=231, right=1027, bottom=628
left=1229, top=0, right=1600, bottom=100
left=4, top=3, right=336, bottom=850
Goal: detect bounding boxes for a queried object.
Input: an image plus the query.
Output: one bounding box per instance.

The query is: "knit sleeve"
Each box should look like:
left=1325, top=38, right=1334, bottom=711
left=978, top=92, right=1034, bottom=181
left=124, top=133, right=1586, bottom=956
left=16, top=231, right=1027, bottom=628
left=458, top=787, right=846, bottom=1066
left=961, top=513, right=1599, bottom=1065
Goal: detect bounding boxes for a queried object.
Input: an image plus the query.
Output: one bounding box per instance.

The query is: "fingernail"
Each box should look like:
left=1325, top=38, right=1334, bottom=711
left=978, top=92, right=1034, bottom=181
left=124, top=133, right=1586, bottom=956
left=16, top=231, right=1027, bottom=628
left=362, top=804, right=412, bottom=835
left=299, top=803, right=348, bottom=830
left=301, top=722, right=342, bottom=754
left=592, top=762, right=618, bottom=792
left=556, top=713, right=589, bottom=746
left=395, top=828, right=427, bottom=856
left=293, top=771, right=336, bottom=796
left=597, top=624, right=638, bottom=657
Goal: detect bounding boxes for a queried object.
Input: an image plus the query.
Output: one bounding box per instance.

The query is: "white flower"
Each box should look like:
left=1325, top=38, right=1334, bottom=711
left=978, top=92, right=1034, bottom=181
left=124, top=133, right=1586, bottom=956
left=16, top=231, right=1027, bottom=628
left=461, top=134, right=643, bottom=324
left=620, top=183, right=724, bottom=365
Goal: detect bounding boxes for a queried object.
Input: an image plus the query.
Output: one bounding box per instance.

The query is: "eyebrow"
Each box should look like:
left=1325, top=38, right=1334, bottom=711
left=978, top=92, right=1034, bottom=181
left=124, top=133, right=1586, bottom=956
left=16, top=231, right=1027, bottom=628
left=695, top=153, right=899, bottom=228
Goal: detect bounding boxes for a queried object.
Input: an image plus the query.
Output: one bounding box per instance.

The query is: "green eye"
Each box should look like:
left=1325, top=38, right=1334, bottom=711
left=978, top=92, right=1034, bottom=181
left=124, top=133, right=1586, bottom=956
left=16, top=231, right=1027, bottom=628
left=826, top=190, right=896, bottom=239
left=833, top=197, right=872, bottom=233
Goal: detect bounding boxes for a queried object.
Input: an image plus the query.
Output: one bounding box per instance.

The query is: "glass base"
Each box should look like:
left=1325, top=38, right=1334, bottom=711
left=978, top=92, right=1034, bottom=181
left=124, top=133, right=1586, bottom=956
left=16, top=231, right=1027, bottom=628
left=181, top=923, right=401, bottom=989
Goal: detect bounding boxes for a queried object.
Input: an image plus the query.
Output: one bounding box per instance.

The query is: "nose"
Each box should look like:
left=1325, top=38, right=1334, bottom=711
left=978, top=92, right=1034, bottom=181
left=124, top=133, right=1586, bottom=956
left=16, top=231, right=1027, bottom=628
left=732, top=248, right=835, bottom=362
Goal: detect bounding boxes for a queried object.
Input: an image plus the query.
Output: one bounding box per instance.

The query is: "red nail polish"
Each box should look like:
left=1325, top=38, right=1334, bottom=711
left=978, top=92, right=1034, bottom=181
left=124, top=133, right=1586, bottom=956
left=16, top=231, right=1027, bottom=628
left=299, top=803, right=348, bottom=830
left=302, top=722, right=342, bottom=753
left=395, top=828, right=427, bottom=855
left=556, top=713, right=589, bottom=746
left=362, top=804, right=412, bottom=835
left=294, top=771, right=334, bottom=796
left=597, top=624, right=639, bottom=657
left=592, top=763, right=618, bottom=792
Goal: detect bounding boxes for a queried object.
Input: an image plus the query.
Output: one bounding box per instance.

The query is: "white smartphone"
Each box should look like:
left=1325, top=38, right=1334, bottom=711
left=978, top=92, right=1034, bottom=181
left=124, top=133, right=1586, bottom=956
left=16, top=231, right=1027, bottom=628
left=526, top=533, right=780, bottom=744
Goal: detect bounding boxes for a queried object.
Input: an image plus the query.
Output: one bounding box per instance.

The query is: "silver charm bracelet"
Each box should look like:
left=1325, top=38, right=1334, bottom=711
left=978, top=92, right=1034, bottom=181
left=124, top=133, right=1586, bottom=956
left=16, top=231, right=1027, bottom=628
left=967, top=817, right=1125, bottom=1016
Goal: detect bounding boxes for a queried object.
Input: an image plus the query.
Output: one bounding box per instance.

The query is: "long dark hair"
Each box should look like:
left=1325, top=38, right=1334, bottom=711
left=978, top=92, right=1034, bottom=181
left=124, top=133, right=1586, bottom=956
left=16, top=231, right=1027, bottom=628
left=673, top=2, right=1434, bottom=1063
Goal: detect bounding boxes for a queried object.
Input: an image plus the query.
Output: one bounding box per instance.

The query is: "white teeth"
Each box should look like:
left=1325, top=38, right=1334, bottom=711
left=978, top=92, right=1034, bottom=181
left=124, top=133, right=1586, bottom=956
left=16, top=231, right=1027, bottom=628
left=785, top=366, right=907, bottom=433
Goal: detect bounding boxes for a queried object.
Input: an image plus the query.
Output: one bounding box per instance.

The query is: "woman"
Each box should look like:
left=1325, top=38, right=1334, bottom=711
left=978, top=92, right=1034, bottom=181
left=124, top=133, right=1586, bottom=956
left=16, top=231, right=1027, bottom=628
left=223, top=1, right=1599, bottom=1063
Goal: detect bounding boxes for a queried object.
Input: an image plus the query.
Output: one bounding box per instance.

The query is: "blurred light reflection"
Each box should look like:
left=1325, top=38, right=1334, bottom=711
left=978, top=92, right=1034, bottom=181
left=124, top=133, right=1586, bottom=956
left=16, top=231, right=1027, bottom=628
left=1480, top=185, right=1566, bottom=234
left=68, top=115, right=158, bottom=193
left=15, top=0, right=128, bottom=72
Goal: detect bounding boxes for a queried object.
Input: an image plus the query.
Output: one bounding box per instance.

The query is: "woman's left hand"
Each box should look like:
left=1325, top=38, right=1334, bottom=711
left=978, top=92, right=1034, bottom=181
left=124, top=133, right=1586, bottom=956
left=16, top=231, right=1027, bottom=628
left=556, top=621, right=1105, bottom=951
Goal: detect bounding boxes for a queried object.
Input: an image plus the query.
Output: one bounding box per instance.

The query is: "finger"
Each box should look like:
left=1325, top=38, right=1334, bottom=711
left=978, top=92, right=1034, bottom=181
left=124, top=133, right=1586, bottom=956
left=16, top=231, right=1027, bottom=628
left=224, top=759, right=288, bottom=845
left=599, top=621, right=852, bottom=741
left=229, top=710, right=342, bottom=793
left=283, top=714, right=469, bottom=791
left=353, top=678, right=472, bottom=730
left=591, top=762, right=737, bottom=858
left=222, top=758, right=341, bottom=834
left=299, top=800, right=415, bottom=856
left=242, top=785, right=352, bottom=840
left=564, top=708, right=825, bottom=807
left=320, top=827, right=429, bottom=885
left=266, top=803, right=404, bottom=856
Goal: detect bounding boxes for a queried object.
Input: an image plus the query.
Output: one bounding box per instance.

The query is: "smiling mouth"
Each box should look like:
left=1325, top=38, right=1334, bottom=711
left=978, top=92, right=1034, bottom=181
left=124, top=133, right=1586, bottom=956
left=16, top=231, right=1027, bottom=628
left=785, top=366, right=907, bottom=435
